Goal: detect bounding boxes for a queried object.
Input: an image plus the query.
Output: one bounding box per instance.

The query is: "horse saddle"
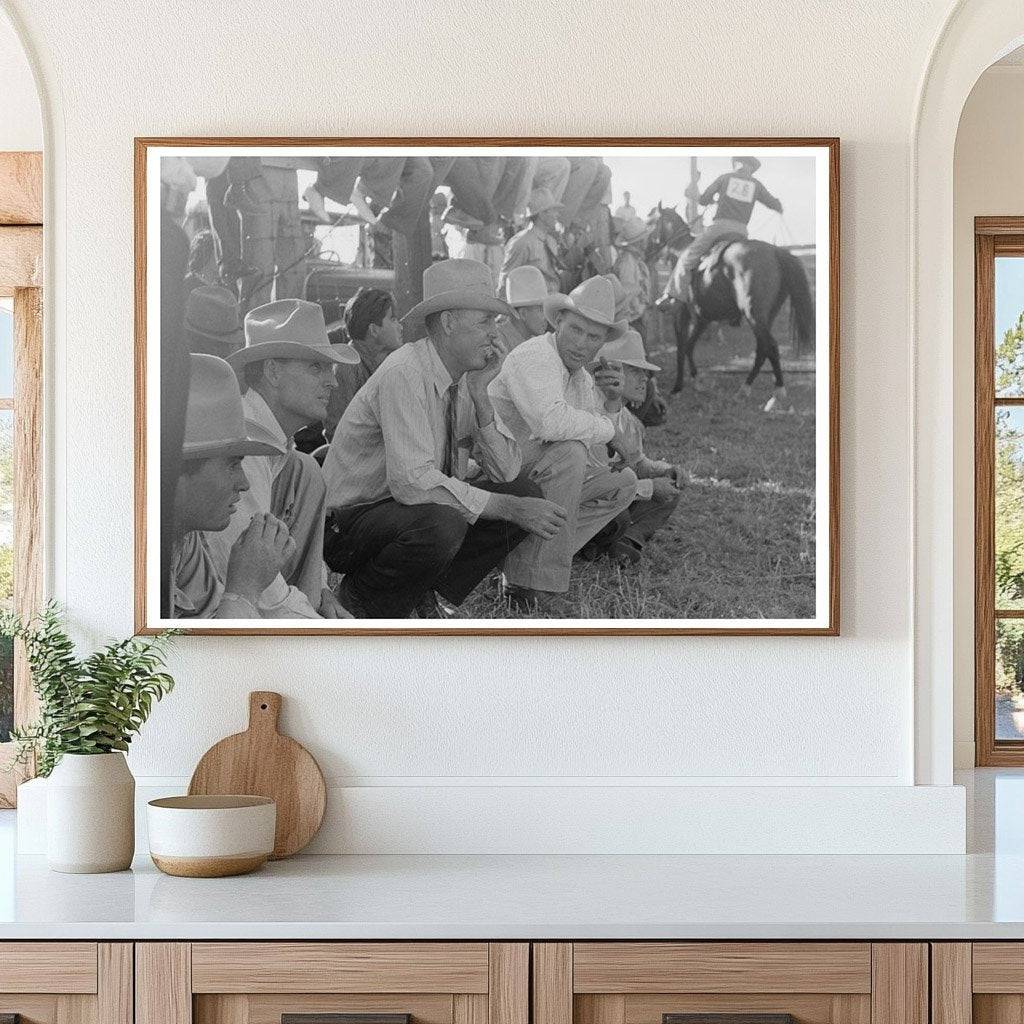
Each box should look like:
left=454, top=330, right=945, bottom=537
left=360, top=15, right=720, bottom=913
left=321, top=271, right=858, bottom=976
left=696, top=233, right=745, bottom=275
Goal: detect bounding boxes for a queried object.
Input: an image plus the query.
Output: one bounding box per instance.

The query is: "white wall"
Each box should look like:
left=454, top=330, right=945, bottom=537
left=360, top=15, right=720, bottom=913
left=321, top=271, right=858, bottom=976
left=952, top=65, right=1024, bottom=767
left=0, top=7, right=40, bottom=151
left=0, top=0, right=977, bottom=852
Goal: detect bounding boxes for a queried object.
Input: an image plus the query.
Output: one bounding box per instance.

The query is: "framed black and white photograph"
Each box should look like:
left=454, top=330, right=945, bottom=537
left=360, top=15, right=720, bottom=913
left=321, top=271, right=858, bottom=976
left=135, top=138, right=839, bottom=635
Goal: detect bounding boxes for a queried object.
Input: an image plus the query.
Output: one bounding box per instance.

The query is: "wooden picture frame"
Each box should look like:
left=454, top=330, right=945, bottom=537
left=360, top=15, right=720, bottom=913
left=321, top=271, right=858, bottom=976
left=135, top=137, right=840, bottom=636
left=0, top=151, right=43, bottom=806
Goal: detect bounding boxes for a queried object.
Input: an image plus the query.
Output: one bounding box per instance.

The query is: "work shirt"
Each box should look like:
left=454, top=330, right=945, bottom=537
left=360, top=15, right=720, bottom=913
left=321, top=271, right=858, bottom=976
left=499, top=224, right=561, bottom=293
left=323, top=337, right=521, bottom=522
left=203, top=390, right=321, bottom=618
left=489, top=333, right=614, bottom=463
left=699, top=173, right=782, bottom=226
left=612, top=249, right=651, bottom=321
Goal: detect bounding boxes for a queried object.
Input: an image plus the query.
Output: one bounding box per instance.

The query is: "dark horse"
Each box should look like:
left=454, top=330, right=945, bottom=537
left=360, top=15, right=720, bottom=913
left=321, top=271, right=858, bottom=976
left=647, top=205, right=815, bottom=409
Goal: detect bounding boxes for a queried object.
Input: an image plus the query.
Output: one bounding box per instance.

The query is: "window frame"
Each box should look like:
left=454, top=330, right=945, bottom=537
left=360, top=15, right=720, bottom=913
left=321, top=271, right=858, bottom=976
left=0, top=151, right=43, bottom=807
left=975, top=217, right=1024, bottom=765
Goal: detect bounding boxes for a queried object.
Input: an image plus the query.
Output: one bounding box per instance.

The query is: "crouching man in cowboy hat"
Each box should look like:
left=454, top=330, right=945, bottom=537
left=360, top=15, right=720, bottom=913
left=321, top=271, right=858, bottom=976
left=171, top=354, right=301, bottom=619
left=582, top=330, right=682, bottom=564
left=495, top=265, right=550, bottom=355
left=204, top=299, right=362, bottom=617
left=322, top=258, right=568, bottom=618
left=488, top=276, right=639, bottom=610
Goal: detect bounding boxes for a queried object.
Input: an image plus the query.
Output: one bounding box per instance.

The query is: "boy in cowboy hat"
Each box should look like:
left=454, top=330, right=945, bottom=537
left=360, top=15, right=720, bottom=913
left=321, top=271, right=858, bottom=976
left=583, top=330, right=682, bottom=564
left=203, top=299, right=361, bottom=618
left=322, top=258, right=568, bottom=618
left=498, top=187, right=563, bottom=294
left=663, top=154, right=784, bottom=302
left=171, top=354, right=304, bottom=619
left=612, top=215, right=655, bottom=331
left=488, top=276, right=639, bottom=609
left=496, top=265, right=550, bottom=355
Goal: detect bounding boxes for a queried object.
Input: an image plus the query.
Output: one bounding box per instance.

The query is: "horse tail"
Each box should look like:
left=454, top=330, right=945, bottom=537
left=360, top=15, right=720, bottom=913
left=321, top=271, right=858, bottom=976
left=778, top=249, right=815, bottom=354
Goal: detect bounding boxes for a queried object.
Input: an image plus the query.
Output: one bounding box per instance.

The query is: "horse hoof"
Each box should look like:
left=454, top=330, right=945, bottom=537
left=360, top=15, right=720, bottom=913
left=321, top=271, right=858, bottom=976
left=763, top=394, right=794, bottom=414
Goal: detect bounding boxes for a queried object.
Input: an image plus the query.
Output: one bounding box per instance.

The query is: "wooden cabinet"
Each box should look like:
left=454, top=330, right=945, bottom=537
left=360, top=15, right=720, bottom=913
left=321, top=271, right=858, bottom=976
left=136, top=943, right=528, bottom=1024
left=532, top=943, right=928, bottom=1024
left=931, top=943, right=1024, bottom=1024
left=0, top=942, right=132, bottom=1024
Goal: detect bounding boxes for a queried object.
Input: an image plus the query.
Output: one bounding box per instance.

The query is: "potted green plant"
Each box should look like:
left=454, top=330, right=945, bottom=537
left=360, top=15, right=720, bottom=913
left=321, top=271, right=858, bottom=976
left=3, top=603, right=176, bottom=873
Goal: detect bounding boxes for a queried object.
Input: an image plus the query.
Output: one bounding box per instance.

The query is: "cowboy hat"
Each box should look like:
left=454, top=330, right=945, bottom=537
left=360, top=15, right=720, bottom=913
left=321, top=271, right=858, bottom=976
left=596, top=329, right=660, bottom=372
left=526, top=187, right=564, bottom=218
left=504, top=265, right=548, bottom=308
left=602, top=273, right=630, bottom=321
left=543, top=276, right=628, bottom=340
left=227, top=299, right=361, bottom=371
left=732, top=154, right=762, bottom=172
left=181, top=354, right=281, bottom=460
left=402, top=258, right=514, bottom=324
left=184, top=284, right=244, bottom=351
left=614, top=216, right=654, bottom=248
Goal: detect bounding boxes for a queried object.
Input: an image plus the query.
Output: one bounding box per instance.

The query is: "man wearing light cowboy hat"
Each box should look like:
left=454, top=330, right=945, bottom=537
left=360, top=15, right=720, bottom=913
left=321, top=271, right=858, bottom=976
left=582, top=330, right=683, bottom=564
left=662, top=154, right=784, bottom=302
left=204, top=299, right=362, bottom=618
left=495, top=265, right=550, bottom=355
left=489, top=276, right=639, bottom=609
left=323, top=258, right=568, bottom=619
left=171, top=354, right=299, bottom=619
left=498, top=187, right=564, bottom=294
left=612, top=215, right=655, bottom=330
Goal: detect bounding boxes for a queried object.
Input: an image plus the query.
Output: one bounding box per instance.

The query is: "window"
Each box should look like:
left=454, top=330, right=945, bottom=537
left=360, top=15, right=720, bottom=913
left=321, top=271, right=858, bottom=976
left=975, top=221, right=1024, bottom=764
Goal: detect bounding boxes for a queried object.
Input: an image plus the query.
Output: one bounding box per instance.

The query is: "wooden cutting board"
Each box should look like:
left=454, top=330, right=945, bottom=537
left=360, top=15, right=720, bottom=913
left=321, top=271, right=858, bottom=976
left=188, top=691, right=326, bottom=859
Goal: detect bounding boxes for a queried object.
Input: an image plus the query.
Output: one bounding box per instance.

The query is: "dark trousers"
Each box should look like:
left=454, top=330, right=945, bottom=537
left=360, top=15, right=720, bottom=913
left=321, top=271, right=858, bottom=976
left=324, top=475, right=542, bottom=618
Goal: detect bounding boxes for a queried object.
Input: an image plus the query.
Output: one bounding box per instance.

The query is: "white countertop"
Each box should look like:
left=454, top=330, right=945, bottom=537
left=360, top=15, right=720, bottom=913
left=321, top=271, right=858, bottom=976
left=0, top=849, right=1023, bottom=940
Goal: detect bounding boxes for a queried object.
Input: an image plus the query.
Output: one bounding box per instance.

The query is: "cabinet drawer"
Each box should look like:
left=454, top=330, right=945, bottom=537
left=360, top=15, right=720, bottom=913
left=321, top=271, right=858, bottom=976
left=572, top=944, right=872, bottom=994
left=0, top=942, right=98, bottom=993
left=139, top=942, right=528, bottom=1024
left=191, top=942, right=490, bottom=993
left=533, top=944, right=925, bottom=1024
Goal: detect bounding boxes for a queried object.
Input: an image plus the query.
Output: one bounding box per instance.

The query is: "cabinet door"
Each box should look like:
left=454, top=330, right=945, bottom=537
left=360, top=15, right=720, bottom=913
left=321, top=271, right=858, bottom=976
left=937, top=943, right=1024, bottom=1024
left=534, top=943, right=927, bottom=1024
left=137, top=942, right=528, bottom=1024
left=0, top=942, right=132, bottom=1024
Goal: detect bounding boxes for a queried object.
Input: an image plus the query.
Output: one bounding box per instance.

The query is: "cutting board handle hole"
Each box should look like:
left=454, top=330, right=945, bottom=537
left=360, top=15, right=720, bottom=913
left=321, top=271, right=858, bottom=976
left=260, top=703, right=268, bottom=710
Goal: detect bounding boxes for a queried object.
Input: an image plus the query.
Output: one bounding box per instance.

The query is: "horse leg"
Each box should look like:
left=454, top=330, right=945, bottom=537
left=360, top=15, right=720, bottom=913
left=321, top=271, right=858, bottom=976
left=688, top=316, right=710, bottom=391
left=756, top=325, right=792, bottom=413
left=741, top=334, right=769, bottom=398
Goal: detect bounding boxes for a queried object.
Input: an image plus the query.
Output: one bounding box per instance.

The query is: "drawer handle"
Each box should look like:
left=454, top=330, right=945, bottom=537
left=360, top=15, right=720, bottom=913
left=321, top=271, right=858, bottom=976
left=664, top=1016, right=797, bottom=1024
left=283, top=1016, right=412, bottom=1024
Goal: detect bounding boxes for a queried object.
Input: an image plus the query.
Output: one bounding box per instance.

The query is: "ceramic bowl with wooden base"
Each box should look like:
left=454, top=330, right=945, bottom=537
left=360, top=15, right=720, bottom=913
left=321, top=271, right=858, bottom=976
left=147, top=795, right=276, bottom=877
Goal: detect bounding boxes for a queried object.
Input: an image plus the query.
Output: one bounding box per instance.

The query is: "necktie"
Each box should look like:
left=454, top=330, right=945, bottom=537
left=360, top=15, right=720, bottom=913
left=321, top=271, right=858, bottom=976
left=443, top=381, right=460, bottom=478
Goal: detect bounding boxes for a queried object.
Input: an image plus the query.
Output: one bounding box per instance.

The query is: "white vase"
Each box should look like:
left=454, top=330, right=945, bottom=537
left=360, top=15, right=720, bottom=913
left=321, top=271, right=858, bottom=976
left=46, top=752, right=135, bottom=873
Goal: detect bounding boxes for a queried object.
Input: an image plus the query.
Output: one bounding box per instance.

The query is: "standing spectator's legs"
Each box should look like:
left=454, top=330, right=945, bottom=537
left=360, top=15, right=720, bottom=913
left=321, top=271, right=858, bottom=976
left=205, top=169, right=244, bottom=287
left=463, top=240, right=503, bottom=285
left=356, top=156, right=407, bottom=212
left=503, top=440, right=638, bottom=593
left=532, top=156, right=571, bottom=202
left=377, top=156, right=434, bottom=236
left=491, top=158, right=532, bottom=220
left=559, top=157, right=602, bottom=225
left=444, top=157, right=499, bottom=224
left=313, top=156, right=365, bottom=204
left=325, top=501, right=469, bottom=617
left=270, top=450, right=328, bottom=607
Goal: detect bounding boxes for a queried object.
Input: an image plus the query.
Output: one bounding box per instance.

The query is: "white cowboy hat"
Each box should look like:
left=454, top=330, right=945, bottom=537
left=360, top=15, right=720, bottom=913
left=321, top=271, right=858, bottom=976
left=614, top=216, right=654, bottom=247
left=182, top=354, right=281, bottom=460
left=227, top=299, right=361, bottom=371
left=596, top=329, right=660, bottom=372
left=402, top=258, right=514, bottom=324
left=601, top=273, right=631, bottom=322
left=543, top=276, right=628, bottom=340
left=504, top=265, right=548, bottom=308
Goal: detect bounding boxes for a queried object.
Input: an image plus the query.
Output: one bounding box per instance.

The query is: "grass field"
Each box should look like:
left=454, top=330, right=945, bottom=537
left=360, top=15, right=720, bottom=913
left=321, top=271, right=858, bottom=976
left=459, top=318, right=818, bottom=621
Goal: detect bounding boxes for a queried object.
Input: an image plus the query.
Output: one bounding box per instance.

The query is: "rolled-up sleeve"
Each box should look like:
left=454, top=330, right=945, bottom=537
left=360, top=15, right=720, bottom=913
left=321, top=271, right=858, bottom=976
left=499, top=348, right=614, bottom=445
left=379, top=367, right=493, bottom=521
